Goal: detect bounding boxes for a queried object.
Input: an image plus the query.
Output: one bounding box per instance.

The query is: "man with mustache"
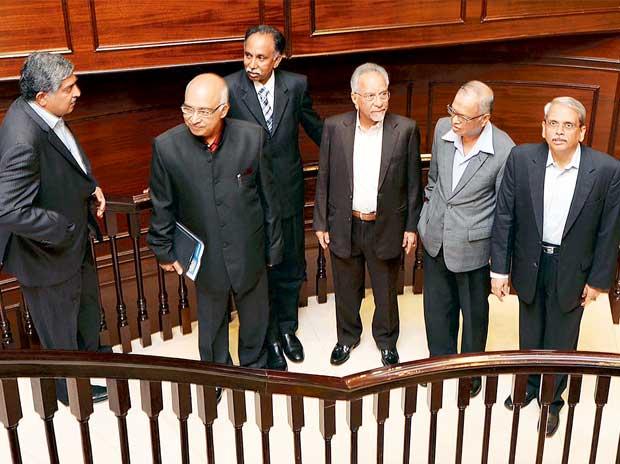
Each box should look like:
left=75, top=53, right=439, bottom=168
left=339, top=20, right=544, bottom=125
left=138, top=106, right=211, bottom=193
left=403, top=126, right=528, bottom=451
left=491, top=97, right=620, bottom=436
left=0, top=52, right=107, bottom=405
left=313, top=63, right=422, bottom=366
left=148, top=74, right=282, bottom=382
left=225, top=25, right=323, bottom=370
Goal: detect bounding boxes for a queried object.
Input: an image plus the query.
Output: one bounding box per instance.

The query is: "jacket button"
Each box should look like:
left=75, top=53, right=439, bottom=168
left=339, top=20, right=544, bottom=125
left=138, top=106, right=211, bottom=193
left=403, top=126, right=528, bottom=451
left=223, top=242, right=229, bottom=247
left=533, top=262, right=538, bottom=268
left=216, top=200, right=222, bottom=206
left=349, top=195, right=353, bottom=200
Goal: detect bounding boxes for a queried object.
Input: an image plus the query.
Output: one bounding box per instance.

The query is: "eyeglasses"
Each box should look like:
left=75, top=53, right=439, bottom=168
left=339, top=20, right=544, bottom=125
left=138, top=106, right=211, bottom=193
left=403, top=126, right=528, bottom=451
left=181, top=103, right=225, bottom=119
left=545, top=120, right=580, bottom=132
left=354, top=90, right=390, bottom=103
left=446, top=104, right=486, bottom=122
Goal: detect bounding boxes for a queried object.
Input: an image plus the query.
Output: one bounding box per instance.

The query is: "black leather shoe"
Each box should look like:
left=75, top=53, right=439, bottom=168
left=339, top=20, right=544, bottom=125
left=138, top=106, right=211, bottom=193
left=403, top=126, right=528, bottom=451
left=281, top=332, right=304, bottom=362
left=92, top=385, right=108, bottom=404
left=470, top=377, right=482, bottom=398
left=545, top=410, right=560, bottom=437
left=330, top=341, right=359, bottom=365
left=267, top=342, right=288, bottom=371
left=380, top=347, right=399, bottom=366
left=504, top=391, right=537, bottom=410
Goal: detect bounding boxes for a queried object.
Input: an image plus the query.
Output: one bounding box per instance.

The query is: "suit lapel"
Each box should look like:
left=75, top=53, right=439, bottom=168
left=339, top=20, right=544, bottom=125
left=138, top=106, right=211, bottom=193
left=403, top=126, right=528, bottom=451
left=448, top=152, right=490, bottom=199
left=528, top=144, right=547, bottom=239
left=271, top=74, right=289, bottom=136
left=377, top=116, right=398, bottom=191
left=440, top=142, right=455, bottom=199
left=239, top=74, right=269, bottom=133
left=342, top=113, right=356, bottom=194
left=562, top=147, right=595, bottom=239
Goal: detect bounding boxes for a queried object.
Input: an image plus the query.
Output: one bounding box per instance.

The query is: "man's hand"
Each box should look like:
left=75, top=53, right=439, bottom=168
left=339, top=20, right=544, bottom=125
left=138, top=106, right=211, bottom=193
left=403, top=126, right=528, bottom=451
left=402, top=231, right=417, bottom=255
left=92, top=186, right=106, bottom=218
left=316, top=230, right=330, bottom=250
left=160, top=261, right=183, bottom=275
left=491, top=277, right=510, bottom=301
left=581, top=284, right=602, bottom=307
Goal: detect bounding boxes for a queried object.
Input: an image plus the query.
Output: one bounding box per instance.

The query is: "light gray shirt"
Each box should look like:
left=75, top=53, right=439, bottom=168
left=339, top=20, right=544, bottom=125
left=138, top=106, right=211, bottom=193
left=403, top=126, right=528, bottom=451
left=352, top=113, right=383, bottom=213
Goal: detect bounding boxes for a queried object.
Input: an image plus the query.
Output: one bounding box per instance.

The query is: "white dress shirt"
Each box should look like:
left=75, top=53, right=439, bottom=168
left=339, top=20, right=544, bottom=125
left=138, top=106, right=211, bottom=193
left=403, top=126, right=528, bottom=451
left=28, top=101, right=87, bottom=174
left=491, top=145, right=581, bottom=280
left=441, top=123, right=494, bottom=191
left=352, top=113, right=383, bottom=213
left=253, top=71, right=275, bottom=111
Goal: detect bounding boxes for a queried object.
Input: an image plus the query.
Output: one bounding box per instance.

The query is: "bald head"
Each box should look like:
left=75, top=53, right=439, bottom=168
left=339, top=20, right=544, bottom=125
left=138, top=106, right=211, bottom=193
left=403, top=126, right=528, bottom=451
left=457, top=81, right=494, bottom=114
left=185, top=73, right=229, bottom=107
left=182, top=73, right=229, bottom=140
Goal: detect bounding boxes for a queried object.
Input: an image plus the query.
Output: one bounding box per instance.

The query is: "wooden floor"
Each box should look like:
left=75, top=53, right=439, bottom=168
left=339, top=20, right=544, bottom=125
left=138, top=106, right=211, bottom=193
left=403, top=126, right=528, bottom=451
left=2, top=288, right=620, bottom=463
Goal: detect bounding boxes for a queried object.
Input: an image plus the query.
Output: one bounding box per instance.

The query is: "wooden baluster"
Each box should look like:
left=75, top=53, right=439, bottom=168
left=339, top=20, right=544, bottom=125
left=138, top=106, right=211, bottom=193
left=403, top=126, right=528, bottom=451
left=508, top=374, right=528, bottom=464
left=19, top=292, right=38, bottom=349
left=347, top=398, right=362, bottom=464
left=609, top=250, right=620, bottom=323
left=0, top=379, right=22, bottom=463
left=561, top=375, right=582, bottom=464
left=172, top=383, right=192, bottom=464
left=178, top=275, right=192, bottom=334
left=255, top=392, right=273, bottom=464
left=401, top=385, right=417, bottom=464
left=140, top=380, right=163, bottom=464
left=197, top=385, right=219, bottom=464
left=67, top=378, right=94, bottom=464
left=128, top=213, right=151, bottom=347
left=319, top=399, right=336, bottom=464
left=105, top=212, right=132, bottom=353
left=455, top=378, right=472, bottom=464
left=427, top=381, right=443, bottom=464
left=316, top=244, right=327, bottom=304
left=228, top=389, right=247, bottom=464
left=0, top=290, right=14, bottom=347
left=412, top=242, right=424, bottom=294
left=157, top=267, right=173, bottom=340
left=299, top=274, right=308, bottom=308
left=107, top=378, right=131, bottom=464
left=535, top=374, right=555, bottom=464
left=480, top=376, right=498, bottom=464
left=288, top=395, right=305, bottom=464
left=397, top=252, right=405, bottom=295
left=589, top=375, right=611, bottom=464
left=31, top=378, right=59, bottom=464
left=90, top=237, right=111, bottom=346
left=374, top=391, right=390, bottom=464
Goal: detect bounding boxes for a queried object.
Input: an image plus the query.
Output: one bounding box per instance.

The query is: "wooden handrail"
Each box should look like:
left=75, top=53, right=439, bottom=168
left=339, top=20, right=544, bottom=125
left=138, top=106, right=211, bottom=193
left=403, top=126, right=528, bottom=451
left=1, top=350, right=620, bottom=400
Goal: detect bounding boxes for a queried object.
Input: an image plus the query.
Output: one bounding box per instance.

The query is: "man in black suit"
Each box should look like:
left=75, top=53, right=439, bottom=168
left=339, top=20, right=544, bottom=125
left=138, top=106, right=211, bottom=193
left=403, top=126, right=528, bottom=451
left=225, top=25, right=323, bottom=370
left=0, top=52, right=107, bottom=405
left=491, top=97, right=620, bottom=437
left=148, top=73, right=283, bottom=372
left=313, top=63, right=422, bottom=366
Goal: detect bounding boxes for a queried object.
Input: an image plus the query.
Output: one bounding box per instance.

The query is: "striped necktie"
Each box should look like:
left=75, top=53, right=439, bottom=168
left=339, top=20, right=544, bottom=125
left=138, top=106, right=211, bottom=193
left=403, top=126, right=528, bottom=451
left=257, top=86, right=273, bottom=134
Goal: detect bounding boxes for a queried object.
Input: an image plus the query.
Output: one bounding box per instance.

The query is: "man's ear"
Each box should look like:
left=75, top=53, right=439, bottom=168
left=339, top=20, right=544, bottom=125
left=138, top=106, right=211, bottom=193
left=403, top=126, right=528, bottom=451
left=34, top=91, right=48, bottom=108
left=220, top=104, right=230, bottom=119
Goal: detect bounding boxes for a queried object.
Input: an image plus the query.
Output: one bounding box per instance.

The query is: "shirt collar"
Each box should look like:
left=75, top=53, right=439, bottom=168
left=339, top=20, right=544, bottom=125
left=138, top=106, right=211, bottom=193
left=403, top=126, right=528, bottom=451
left=355, top=112, right=383, bottom=134
left=546, top=144, right=581, bottom=170
left=28, top=101, right=62, bottom=130
left=253, top=71, right=276, bottom=95
left=441, top=122, right=494, bottom=157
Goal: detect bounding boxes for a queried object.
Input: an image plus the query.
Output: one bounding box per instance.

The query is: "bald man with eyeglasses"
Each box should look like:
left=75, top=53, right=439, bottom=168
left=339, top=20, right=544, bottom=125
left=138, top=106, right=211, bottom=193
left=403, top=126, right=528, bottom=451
left=418, top=81, right=514, bottom=398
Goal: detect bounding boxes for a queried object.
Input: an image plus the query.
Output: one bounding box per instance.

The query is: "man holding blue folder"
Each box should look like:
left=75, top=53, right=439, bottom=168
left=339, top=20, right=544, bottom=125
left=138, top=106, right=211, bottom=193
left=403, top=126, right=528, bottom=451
left=147, top=73, right=283, bottom=371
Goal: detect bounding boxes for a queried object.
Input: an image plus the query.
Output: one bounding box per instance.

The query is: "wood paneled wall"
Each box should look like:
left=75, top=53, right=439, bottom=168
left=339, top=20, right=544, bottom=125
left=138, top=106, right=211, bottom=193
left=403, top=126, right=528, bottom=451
left=0, top=0, right=618, bottom=77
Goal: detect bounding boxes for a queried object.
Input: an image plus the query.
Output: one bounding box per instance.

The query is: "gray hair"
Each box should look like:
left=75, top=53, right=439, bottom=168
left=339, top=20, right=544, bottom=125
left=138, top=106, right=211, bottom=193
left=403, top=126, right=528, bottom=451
left=350, top=63, right=389, bottom=93
left=458, top=80, right=494, bottom=114
left=19, top=52, right=74, bottom=101
left=544, top=97, right=586, bottom=126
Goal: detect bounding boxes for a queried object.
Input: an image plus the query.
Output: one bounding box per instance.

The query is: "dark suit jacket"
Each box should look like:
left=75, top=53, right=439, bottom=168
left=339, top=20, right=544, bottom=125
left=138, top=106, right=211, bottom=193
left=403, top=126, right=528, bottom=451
left=147, top=118, right=283, bottom=295
left=491, top=142, right=620, bottom=311
left=225, top=69, right=323, bottom=218
left=0, top=97, right=99, bottom=287
left=313, top=112, right=423, bottom=260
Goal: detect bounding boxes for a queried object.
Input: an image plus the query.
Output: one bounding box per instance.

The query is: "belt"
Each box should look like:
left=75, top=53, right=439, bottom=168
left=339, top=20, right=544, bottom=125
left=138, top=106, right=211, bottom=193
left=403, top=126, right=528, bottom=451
left=352, top=210, right=376, bottom=222
left=542, top=243, right=560, bottom=255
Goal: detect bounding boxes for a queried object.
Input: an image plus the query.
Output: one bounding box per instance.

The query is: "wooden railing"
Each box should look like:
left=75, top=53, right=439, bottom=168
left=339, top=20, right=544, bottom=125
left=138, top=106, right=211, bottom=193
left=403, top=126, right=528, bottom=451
left=1, top=350, right=620, bottom=463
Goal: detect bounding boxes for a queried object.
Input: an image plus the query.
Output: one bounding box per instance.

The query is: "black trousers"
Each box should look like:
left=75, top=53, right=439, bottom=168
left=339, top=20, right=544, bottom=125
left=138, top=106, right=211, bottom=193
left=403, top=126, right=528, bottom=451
left=196, top=270, right=269, bottom=368
left=330, top=218, right=400, bottom=349
left=21, top=245, right=101, bottom=403
left=423, top=249, right=490, bottom=357
left=266, top=212, right=305, bottom=343
left=519, top=251, right=584, bottom=413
